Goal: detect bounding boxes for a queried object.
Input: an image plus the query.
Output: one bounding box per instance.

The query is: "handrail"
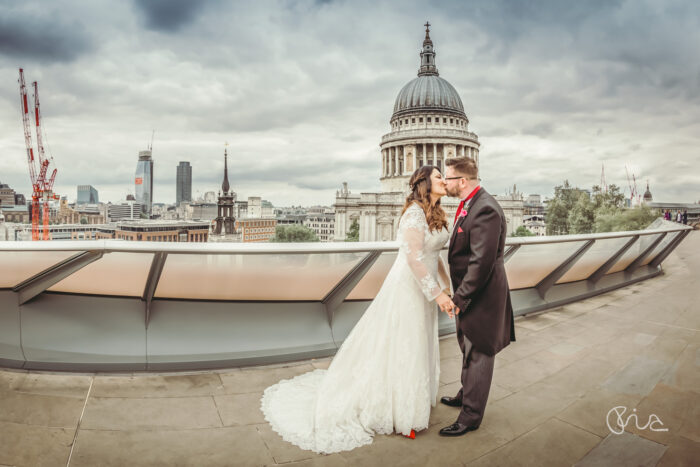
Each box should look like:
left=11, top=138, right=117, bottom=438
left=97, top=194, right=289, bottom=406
left=0, top=221, right=693, bottom=372
left=0, top=224, right=691, bottom=254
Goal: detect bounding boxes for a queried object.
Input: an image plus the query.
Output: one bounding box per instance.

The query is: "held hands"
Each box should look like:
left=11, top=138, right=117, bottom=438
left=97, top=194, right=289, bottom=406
left=436, top=292, right=459, bottom=319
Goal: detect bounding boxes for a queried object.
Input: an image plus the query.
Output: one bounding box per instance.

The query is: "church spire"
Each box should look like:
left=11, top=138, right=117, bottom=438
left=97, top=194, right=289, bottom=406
left=418, top=21, right=439, bottom=76
left=222, top=144, right=230, bottom=194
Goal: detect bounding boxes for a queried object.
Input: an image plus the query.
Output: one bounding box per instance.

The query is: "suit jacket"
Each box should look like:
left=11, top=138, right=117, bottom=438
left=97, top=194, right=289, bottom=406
left=448, top=188, right=515, bottom=356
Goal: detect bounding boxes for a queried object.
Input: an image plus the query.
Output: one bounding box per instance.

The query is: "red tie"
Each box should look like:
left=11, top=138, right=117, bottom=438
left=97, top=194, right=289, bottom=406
left=453, top=199, right=465, bottom=225
left=454, top=186, right=481, bottom=225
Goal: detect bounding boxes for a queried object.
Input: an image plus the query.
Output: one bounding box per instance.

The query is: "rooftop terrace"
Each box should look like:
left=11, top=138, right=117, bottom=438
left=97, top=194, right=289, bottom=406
left=0, top=231, right=697, bottom=466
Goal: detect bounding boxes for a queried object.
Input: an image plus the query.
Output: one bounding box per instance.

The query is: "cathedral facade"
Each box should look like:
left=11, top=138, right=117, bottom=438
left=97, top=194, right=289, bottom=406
left=334, top=25, right=523, bottom=241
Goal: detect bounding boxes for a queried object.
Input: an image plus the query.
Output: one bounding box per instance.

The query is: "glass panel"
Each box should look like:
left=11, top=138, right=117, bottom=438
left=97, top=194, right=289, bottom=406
left=556, top=237, right=630, bottom=284
left=0, top=251, right=79, bottom=287
left=48, top=252, right=154, bottom=297
left=155, top=252, right=365, bottom=300
left=505, top=241, right=587, bottom=290
left=607, top=233, right=662, bottom=274
left=345, top=252, right=398, bottom=300
left=641, top=231, right=680, bottom=266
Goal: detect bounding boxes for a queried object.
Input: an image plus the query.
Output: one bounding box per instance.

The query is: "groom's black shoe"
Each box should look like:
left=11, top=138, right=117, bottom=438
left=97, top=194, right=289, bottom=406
left=438, top=421, right=479, bottom=437
left=440, top=396, right=462, bottom=407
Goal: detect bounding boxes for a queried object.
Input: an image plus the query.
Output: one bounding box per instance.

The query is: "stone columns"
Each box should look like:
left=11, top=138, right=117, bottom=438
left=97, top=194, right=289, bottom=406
left=404, top=144, right=416, bottom=174
left=422, top=143, right=427, bottom=167
left=393, top=147, right=398, bottom=176
left=433, top=143, right=437, bottom=166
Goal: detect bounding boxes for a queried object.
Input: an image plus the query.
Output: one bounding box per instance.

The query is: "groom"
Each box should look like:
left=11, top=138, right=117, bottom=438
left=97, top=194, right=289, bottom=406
left=439, top=157, right=516, bottom=437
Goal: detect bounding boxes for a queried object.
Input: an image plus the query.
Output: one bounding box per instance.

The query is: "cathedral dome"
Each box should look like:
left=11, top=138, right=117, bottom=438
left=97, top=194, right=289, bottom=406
left=392, top=75, right=465, bottom=119
left=391, top=22, right=466, bottom=120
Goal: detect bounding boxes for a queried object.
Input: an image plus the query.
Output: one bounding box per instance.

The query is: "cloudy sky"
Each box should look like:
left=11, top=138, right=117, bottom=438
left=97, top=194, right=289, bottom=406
left=0, top=0, right=698, bottom=206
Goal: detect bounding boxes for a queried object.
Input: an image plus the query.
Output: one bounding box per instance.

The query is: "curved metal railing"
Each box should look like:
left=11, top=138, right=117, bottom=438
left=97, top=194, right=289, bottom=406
left=0, top=219, right=692, bottom=372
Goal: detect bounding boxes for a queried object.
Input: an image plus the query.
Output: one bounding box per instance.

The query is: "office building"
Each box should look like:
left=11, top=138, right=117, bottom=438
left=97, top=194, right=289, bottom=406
left=135, top=150, right=154, bottom=217
left=176, top=161, right=192, bottom=206
left=77, top=185, right=99, bottom=204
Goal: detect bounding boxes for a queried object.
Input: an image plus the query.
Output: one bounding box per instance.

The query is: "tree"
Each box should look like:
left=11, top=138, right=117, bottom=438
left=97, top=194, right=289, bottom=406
left=591, top=184, right=625, bottom=212
left=270, top=224, right=319, bottom=242
left=345, top=218, right=359, bottom=242
left=594, top=205, right=658, bottom=232
left=512, top=225, right=535, bottom=237
left=545, top=197, right=569, bottom=235
left=568, top=192, right=595, bottom=234
left=545, top=180, right=587, bottom=235
left=592, top=205, right=620, bottom=233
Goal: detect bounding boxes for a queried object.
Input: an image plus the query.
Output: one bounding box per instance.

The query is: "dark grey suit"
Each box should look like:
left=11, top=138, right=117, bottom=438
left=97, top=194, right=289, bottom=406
left=448, top=187, right=515, bottom=426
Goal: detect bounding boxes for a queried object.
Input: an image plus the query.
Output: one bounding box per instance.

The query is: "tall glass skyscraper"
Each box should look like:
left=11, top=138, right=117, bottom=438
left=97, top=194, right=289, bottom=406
left=135, top=150, right=153, bottom=217
left=77, top=185, right=99, bottom=204
left=176, top=161, right=192, bottom=205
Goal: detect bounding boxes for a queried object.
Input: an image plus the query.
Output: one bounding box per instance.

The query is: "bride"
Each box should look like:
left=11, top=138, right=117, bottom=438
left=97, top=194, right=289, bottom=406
left=260, top=165, right=455, bottom=454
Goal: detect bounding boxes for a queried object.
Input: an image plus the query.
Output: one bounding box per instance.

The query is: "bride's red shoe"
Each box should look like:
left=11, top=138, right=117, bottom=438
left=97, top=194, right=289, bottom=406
left=403, top=429, right=416, bottom=439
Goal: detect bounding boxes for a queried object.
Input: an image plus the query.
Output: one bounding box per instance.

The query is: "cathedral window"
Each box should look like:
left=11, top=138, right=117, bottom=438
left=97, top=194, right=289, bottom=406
left=450, top=118, right=454, bottom=124
left=411, top=118, right=415, bottom=123
left=419, top=117, right=423, bottom=123
left=427, top=117, right=431, bottom=123
left=443, top=118, right=447, bottom=123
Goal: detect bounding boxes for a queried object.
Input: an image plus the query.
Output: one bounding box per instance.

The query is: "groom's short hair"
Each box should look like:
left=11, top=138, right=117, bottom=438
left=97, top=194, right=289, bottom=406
left=446, top=157, right=478, bottom=179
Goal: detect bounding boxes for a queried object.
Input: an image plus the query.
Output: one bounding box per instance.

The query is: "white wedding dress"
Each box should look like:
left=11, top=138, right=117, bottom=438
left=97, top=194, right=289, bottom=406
left=260, top=202, right=451, bottom=454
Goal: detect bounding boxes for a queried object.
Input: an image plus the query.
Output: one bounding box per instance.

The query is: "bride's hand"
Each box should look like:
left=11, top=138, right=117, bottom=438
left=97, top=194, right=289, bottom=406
left=436, top=292, right=456, bottom=318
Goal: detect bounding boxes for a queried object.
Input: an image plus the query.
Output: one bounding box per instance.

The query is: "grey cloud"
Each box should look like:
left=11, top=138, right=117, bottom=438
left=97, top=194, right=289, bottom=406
left=133, top=0, right=212, bottom=32
left=521, top=121, right=556, bottom=138
left=1, top=0, right=699, bottom=206
left=0, top=8, right=92, bottom=62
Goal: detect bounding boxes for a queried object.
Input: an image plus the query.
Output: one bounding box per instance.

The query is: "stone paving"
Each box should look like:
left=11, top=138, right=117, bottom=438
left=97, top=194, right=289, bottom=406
left=1, top=232, right=698, bottom=467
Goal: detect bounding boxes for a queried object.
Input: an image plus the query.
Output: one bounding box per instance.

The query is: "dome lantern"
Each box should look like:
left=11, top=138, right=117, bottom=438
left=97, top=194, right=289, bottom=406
left=418, top=21, right=438, bottom=77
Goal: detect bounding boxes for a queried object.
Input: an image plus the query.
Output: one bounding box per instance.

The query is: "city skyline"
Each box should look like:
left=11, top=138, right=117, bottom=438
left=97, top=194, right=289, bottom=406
left=0, top=0, right=698, bottom=206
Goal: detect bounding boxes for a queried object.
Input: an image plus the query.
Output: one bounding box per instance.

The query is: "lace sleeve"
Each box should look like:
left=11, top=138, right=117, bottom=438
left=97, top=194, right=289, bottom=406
left=399, top=204, right=442, bottom=301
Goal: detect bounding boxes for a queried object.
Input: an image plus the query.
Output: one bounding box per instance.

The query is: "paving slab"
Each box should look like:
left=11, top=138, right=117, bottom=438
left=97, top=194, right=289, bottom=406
left=70, top=426, right=274, bottom=467
left=602, top=355, right=671, bottom=396
left=214, top=393, right=267, bottom=426
left=218, top=363, right=316, bottom=394
left=80, top=396, right=223, bottom=430
left=0, top=421, right=73, bottom=467
left=573, top=432, right=667, bottom=467
left=0, top=389, right=85, bottom=428
left=91, top=372, right=225, bottom=398
left=627, top=383, right=700, bottom=445
left=466, top=417, right=601, bottom=467
left=656, top=435, right=700, bottom=467
left=7, top=372, right=92, bottom=398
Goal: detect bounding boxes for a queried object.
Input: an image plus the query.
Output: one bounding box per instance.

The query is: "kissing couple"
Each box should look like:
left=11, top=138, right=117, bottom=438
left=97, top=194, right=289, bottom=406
left=261, top=157, right=515, bottom=454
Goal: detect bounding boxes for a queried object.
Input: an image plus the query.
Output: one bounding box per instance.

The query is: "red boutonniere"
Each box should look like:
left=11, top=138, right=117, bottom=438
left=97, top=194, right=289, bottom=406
left=458, top=209, right=468, bottom=218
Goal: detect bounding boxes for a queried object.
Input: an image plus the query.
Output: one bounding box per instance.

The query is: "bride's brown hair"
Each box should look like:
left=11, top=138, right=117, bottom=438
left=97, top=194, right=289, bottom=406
left=401, top=165, right=448, bottom=232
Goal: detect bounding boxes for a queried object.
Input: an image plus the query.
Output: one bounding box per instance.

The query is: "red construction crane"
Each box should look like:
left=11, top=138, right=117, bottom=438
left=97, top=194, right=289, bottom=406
left=18, top=68, right=58, bottom=240
left=33, top=80, right=58, bottom=240
left=625, top=165, right=640, bottom=207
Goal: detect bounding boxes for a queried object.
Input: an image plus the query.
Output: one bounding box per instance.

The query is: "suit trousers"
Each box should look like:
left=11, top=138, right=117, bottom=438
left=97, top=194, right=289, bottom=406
left=455, top=325, right=495, bottom=426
